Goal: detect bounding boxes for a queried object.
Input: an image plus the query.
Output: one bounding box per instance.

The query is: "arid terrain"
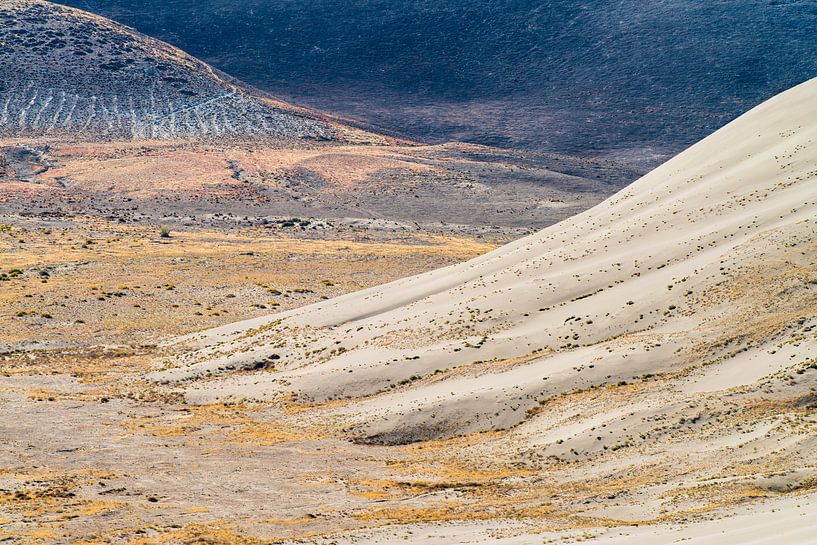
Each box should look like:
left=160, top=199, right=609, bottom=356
left=2, top=85, right=816, bottom=544
left=140, top=76, right=817, bottom=544
left=1, top=1, right=816, bottom=544
left=0, top=208, right=500, bottom=544
left=0, top=135, right=635, bottom=543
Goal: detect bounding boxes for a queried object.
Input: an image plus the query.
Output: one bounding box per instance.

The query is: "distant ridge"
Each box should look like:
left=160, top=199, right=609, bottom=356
left=0, top=0, right=335, bottom=140
left=51, top=0, right=817, bottom=167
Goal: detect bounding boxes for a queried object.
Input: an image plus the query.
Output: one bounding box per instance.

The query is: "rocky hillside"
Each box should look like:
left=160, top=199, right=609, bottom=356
left=0, top=0, right=334, bottom=140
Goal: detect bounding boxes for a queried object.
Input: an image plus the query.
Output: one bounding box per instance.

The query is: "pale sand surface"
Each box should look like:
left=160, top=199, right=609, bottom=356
left=151, top=77, right=817, bottom=540
left=317, top=491, right=817, bottom=544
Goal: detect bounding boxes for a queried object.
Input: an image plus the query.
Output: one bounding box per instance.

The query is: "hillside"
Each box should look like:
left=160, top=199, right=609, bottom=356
left=0, top=0, right=334, bottom=140
left=55, top=0, right=817, bottom=166
left=155, top=75, right=817, bottom=437
left=150, top=77, right=817, bottom=531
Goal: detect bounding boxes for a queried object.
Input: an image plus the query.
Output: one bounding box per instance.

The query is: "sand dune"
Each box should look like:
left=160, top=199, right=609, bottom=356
left=155, top=74, right=817, bottom=430
left=150, top=77, right=817, bottom=538
left=321, top=491, right=817, bottom=544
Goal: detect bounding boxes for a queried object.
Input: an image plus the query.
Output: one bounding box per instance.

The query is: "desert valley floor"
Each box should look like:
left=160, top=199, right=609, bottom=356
left=0, top=137, right=639, bottom=544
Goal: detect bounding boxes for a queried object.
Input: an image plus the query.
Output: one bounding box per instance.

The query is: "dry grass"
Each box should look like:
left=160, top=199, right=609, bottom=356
left=0, top=216, right=494, bottom=348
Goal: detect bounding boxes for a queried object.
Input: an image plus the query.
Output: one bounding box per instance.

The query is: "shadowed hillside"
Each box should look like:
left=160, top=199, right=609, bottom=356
left=54, top=0, right=817, bottom=166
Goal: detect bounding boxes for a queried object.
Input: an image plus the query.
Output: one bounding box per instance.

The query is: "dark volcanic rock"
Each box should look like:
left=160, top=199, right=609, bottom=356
left=0, top=0, right=334, bottom=140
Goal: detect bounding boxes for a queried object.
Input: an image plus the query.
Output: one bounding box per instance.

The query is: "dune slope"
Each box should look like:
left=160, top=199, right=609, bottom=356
left=154, top=75, right=817, bottom=456
left=139, top=74, right=817, bottom=541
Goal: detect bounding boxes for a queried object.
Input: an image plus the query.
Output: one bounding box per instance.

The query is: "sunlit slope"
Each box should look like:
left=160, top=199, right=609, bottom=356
left=155, top=77, right=817, bottom=447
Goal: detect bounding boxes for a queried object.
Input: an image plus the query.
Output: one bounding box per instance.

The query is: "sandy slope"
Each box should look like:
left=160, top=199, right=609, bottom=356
left=152, top=77, right=817, bottom=537
left=154, top=74, right=817, bottom=429
left=315, top=491, right=817, bottom=544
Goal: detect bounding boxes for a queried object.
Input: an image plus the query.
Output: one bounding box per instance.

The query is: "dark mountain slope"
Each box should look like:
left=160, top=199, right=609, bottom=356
left=53, top=0, right=817, bottom=166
